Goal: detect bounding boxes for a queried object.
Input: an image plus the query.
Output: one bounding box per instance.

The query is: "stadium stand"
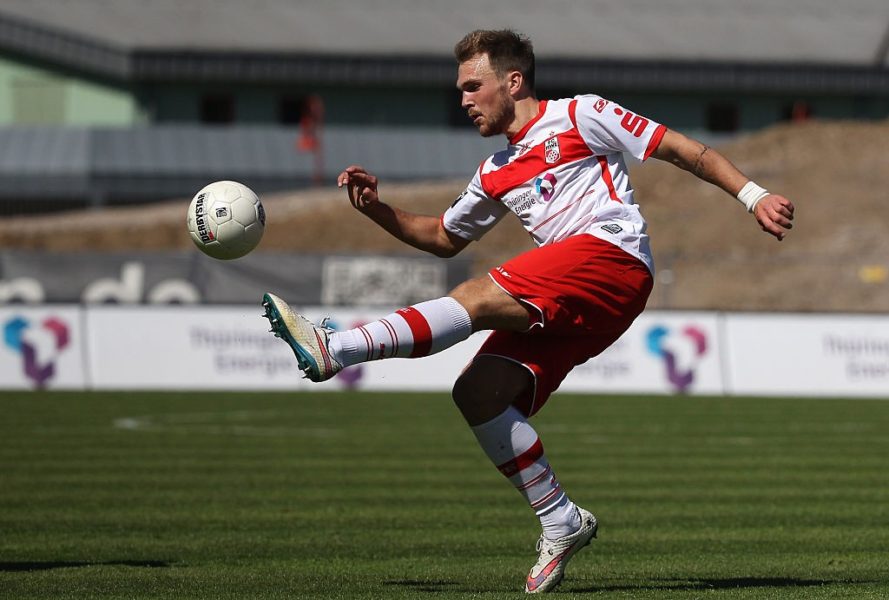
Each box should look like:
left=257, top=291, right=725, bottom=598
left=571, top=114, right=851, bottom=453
left=0, top=1, right=887, bottom=209
left=0, top=126, right=502, bottom=208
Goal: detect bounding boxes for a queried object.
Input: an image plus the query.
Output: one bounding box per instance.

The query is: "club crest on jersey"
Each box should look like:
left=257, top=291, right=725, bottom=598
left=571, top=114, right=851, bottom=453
left=544, top=136, right=560, bottom=164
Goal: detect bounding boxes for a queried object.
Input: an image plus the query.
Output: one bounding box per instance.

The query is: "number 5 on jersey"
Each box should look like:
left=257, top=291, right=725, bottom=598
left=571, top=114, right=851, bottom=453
left=621, top=112, right=650, bottom=137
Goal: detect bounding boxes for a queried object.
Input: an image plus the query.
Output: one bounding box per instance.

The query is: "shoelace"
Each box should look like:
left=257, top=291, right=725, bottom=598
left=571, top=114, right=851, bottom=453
left=318, top=316, right=336, bottom=333
left=534, top=535, right=556, bottom=556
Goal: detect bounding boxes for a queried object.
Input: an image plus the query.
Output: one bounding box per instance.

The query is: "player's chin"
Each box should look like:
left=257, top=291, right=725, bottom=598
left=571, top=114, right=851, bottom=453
left=476, top=124, right=498, bottom=137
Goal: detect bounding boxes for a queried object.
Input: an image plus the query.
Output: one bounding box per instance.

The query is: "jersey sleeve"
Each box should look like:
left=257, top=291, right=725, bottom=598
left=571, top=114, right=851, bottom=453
left=573, top=94, right=666, bottom=162
left=441, top=168, right=510, bottom=242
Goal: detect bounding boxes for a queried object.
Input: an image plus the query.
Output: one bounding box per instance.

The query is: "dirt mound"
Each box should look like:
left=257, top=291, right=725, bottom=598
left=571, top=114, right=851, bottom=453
left=1, top=119, right=887, bottom=312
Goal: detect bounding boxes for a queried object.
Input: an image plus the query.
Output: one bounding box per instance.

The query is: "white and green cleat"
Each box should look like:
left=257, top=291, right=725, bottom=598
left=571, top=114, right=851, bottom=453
left=262, top=292, right=342, bottom=382
left=524, top=507, right=598, bottom=594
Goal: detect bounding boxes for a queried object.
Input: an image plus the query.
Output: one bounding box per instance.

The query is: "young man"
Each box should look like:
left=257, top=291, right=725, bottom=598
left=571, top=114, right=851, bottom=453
left=263, top=30, right=794, bottom=593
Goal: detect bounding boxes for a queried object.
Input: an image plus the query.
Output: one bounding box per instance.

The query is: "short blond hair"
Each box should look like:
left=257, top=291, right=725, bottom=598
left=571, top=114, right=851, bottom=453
left=454, top=29, right=535, bottom=90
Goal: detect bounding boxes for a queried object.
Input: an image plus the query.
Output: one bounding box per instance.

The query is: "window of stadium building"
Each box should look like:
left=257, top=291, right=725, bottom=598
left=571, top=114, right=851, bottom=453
left=705, top=103, right=740, bottom=133
left=200, top=94, right=236, bottom=124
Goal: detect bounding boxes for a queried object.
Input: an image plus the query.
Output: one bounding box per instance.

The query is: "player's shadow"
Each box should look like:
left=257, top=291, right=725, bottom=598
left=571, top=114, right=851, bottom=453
left=574, top=576, right=869, bottom=593
left=0, top=560, right=170, bottom=572
left=385, top=576, right=872, bottom=594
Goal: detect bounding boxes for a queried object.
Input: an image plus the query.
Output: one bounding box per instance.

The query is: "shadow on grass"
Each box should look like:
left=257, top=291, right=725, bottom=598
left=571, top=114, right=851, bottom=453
left=575, top=577, right=872, bottom=593
left=0, top=560, right=170, bottom=572
left=385, top=576, right=875, bottom=594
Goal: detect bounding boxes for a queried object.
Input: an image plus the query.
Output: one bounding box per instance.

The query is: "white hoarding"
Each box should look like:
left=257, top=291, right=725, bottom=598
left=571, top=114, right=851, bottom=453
left=65, top=306, right=889, bottom=398
left=560, top=312, right=724, bottom=395
left=725, top=314, right=889, bottom=397
left=0, top=305, right=86, bottom=390
left=85, top=306, right=485, bottom=391
left=87, top=306, right=306, bottom=390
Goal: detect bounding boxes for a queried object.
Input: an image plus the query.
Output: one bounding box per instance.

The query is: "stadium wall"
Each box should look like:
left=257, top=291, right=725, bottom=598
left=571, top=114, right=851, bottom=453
left=2, top=305, right=888, bottom=398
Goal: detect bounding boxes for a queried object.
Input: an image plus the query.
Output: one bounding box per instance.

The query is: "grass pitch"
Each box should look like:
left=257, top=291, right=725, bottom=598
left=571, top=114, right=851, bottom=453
left=1, top=391, right=888, bottom=599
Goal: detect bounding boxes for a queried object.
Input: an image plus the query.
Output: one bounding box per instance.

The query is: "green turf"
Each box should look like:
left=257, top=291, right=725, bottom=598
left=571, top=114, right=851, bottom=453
left=1, top=391, right=888, bottom=599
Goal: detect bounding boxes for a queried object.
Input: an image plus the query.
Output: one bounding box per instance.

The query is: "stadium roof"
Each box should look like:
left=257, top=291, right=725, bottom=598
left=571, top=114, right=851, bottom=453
left=1, top=1, right=888, bottom=92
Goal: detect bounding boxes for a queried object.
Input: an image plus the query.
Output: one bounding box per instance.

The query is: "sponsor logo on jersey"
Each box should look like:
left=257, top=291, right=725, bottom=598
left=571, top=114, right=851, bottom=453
left=544, top=136, right=561, bottom=164
left=534, top=173, right=557, bottom=202
left=594, top=98, right=610, bottom=113
left=600, top=223, right=623, bottom=234
left=505, top=189, right=538, bottom=214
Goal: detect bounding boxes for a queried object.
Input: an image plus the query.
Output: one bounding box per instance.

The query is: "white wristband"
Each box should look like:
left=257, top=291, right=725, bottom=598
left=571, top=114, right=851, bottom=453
left=736, top=181, right=769, bottom=213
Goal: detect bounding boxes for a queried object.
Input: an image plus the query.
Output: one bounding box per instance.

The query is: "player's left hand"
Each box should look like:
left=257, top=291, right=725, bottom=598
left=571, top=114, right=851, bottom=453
left=753, top=194, right=795, bottom=241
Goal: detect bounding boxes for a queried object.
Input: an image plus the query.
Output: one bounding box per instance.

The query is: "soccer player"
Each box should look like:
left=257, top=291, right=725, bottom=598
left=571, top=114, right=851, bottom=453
left=263, top=29, right=794, bottom=593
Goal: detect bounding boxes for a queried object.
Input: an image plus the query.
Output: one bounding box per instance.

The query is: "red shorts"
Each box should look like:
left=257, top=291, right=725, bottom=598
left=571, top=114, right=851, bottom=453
left=478, top=234, right=653, bottom=417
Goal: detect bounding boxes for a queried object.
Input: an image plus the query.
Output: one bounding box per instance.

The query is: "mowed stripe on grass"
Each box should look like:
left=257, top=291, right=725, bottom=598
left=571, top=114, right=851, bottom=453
left=1, top=391, right=888, bottom=599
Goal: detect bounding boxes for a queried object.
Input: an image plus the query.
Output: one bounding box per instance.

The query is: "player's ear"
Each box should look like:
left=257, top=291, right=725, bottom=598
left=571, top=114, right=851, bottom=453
left=506, top=70, right=524, bottom=96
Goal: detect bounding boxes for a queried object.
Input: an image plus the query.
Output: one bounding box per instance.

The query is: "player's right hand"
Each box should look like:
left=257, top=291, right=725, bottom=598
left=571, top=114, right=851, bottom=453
left=337, top=165, right=379, bottom=210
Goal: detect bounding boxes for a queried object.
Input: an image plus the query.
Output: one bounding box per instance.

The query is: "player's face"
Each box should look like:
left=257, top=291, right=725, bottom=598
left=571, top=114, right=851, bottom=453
left=457, top=53, right=514, bottom=137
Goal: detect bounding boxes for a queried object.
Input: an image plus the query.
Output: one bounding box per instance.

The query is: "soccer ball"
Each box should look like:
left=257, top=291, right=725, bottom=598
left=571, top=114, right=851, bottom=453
left=186, top=180, right=265, bottom=260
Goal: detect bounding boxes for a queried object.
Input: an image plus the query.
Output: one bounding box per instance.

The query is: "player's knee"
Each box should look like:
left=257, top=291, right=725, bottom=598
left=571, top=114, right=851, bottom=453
left=449, top=277, right=530, bottom=331
left=448, top=278, right=489, bottom=316
left=452, top=365, right=483, bottom=410
left=452, top=357, right=534, bottom=425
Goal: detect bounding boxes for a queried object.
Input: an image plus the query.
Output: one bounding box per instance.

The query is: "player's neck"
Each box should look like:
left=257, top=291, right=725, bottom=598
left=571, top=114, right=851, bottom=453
left=505, top=96, right=541, bottom=140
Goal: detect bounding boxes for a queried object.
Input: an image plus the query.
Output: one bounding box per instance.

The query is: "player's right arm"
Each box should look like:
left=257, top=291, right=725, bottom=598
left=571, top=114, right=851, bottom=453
left=337, top=165, right=470, bottom=258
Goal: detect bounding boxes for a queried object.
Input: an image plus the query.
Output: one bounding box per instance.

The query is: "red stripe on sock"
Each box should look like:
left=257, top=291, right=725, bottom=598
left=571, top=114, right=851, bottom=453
left=531, top=485, right=562, bottom=509
left=358, top=326, right=373, bottom=361
left=516, top=465, right=552, bottom=491
left=497, top=438, right=544, bottom=477
left=396, top=307, right=433, bottom=358
left=380, top=318, right=399, bottom=357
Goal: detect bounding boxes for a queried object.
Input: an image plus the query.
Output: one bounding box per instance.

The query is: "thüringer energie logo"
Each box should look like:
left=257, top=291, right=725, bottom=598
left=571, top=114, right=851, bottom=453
left=646, top=324, right=708, bottom=393
left=3, top=316, right=70, bottom=388
left=534, top=173, right=557, bottom=202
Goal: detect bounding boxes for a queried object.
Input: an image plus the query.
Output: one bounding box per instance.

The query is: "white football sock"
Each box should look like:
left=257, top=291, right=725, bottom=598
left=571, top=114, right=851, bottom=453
left=471, top=406, right=581, bottom=540
left=539, top=495, right=581, bottom=540
left=328, top=296, right=472, bottom=367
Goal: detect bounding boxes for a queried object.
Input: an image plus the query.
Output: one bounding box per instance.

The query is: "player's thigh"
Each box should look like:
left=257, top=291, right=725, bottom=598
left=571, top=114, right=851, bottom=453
left=452, top=354, right=535, bottom=426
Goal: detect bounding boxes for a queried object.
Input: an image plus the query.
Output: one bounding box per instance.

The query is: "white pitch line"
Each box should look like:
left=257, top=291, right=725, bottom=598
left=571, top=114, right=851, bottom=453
left=112, top=411, right=341, bottom=438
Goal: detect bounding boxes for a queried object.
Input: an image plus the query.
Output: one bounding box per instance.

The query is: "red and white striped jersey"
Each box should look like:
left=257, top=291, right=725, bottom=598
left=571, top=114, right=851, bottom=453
left=442, top=95, right=666, bottom=273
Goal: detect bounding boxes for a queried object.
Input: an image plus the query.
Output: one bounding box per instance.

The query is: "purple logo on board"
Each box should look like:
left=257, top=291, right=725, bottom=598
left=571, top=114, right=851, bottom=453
left=646, top=325, right=708, bottom=393
left=4, top=316, right=71, bottom=388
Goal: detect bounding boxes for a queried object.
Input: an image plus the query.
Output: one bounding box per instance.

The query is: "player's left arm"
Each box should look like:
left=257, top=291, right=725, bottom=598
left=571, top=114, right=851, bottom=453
left=651, top=128, right=795, bottom=241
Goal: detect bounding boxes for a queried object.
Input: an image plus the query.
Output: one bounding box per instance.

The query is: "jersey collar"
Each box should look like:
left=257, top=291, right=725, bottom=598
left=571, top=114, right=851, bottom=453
left=508, top=100, right=548, bottom=146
